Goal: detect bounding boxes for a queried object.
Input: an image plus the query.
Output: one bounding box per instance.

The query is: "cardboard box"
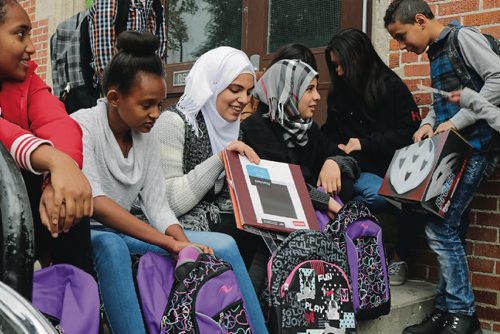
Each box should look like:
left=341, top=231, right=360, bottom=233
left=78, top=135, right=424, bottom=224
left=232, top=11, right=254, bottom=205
left=378, top=130, right=472, bottom=218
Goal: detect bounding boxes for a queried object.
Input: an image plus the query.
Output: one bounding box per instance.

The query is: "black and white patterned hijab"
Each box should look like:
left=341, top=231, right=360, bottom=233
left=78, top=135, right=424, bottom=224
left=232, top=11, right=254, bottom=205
left=253, top=59, right=318, bottom=147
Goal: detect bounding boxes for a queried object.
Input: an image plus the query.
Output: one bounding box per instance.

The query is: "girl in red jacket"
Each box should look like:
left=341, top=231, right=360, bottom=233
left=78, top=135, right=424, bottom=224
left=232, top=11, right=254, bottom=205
left=0, top=0, right=92, bottom=271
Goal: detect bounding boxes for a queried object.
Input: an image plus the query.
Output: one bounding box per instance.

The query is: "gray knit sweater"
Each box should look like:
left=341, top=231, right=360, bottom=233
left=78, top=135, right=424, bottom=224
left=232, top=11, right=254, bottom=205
left=71, top=99, right=179, bottom=233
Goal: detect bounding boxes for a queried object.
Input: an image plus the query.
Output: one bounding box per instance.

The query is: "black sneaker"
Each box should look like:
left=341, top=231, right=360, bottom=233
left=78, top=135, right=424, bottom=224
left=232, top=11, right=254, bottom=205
left=440, top=313, right=483, bottom=334
left=403, top=309, right=448, bottom=334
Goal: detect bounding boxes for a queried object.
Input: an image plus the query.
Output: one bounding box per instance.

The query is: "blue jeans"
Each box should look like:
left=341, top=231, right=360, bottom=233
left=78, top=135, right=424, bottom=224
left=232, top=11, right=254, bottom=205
left=91, top=227, right=268, bottom=334
left=353, top=172, right=396, bottom=214
left=424, top=150, right=498, bottom=315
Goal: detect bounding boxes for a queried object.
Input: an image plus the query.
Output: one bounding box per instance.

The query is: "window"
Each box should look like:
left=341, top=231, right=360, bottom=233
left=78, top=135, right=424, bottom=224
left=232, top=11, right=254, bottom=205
left=166, top=0, right=242, bottom=64
left=267, top=0, right=341, bottom=52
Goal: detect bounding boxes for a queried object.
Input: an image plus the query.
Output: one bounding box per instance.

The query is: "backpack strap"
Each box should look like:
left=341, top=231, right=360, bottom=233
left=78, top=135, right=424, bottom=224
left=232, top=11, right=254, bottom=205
left=152, top=0, right=165, bottom=36
left=446, top=26, right=481, bottom=91
left=446, top=25, right=500, bottom=92
left=115, top=0, right=130, bottom=37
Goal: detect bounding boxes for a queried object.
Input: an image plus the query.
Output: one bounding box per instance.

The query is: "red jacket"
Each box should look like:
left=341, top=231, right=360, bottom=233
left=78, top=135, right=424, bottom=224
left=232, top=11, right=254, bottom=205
left=0, top=61, right=83, bottom=173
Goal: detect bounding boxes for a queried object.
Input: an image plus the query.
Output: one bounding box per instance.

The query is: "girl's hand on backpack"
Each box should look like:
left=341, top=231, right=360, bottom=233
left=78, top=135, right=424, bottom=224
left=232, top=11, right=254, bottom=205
left=221, top=141, right=260, bottom=164
left=172, top=241, right=214, bottom=256
left=317, top=159, right=341, bottom=194
left=434, top=120, right=457, bottom=135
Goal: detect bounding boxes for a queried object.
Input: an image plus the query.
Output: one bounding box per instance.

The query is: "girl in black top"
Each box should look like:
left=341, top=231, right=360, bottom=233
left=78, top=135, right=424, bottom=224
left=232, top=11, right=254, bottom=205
left=242, top=59, right=358, bottom=218
left=323, top=29, right=420, bottom=285
left=323, top=28, right=420, bottom=213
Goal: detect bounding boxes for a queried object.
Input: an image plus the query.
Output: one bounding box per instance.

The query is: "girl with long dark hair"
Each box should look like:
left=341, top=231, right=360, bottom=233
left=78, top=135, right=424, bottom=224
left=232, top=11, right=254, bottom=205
left=323, top=28, right=420, bottom=285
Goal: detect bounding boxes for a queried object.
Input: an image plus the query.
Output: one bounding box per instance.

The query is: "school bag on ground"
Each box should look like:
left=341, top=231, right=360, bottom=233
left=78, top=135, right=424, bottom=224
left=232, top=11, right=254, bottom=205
left=323, top=201, right=391, bottom=320
left=135, top=247, right=253, bottom=334
left=32, top=264, right=100, bottom=334
left=264, top=229, right=357, bottom=334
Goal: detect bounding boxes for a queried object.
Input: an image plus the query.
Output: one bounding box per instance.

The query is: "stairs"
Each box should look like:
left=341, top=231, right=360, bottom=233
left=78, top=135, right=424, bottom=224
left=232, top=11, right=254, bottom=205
left=358, top=280, right=435, bottom=334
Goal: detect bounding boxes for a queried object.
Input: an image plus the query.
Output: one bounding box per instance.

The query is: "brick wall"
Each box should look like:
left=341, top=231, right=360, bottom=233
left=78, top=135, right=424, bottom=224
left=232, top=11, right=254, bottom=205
left=387, top=0, right=500, bottom=331
left=19, top=0, right=49, bottom=81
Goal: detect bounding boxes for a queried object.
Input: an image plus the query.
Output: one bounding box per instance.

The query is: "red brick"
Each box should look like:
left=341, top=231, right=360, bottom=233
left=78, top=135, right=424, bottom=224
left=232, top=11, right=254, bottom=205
left=464, top=10, right=500, bottom=26
left=438, top=0, right=480, bottom=16
left=413, top=93, right=433, bottom=105
left=468, top=257, right=496, bottom=273
left=402, top=52, right=419, bottom=64
left=389, top=53, right=400, bottom=69
left=437, top=16, right=461, bottom=26
left=491, top=166, right=500, bottom=180
left=419, top=106, right=430, bottom=118
left=389, top=39, right=400, bottom=51
left=483, top=0, right=500, bottom=9
left=481, top=26, right=500, bottom=39
left=470, top=196, right=498, bottom=211
left=473, top=212, right=500, bottom=227
left=477, top=305, right=500, bottom=322
left=476, top=181, right=500, bottom=196
left=474, top=289, right=498, bottom=306
left=472, top=273, right=500, bottom=291
left=497, top=261, right=500, bottom=275
left=467, top=226, right=498, bottom=243
left=403, top=79, right=422, bottom=91
left=475, top=244, right=500, bottom=259
left=494, top=323, right=500, bottom=332
left=404, top=64, right=430, bottom=77
left=481, top=321, right=493, bottom=331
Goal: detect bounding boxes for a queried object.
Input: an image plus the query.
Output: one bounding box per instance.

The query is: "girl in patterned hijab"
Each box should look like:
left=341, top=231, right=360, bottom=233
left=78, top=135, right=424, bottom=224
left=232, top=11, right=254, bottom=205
left=242, top=59, right=359, bottom=215
left=253, top=59, right=317, bottom=147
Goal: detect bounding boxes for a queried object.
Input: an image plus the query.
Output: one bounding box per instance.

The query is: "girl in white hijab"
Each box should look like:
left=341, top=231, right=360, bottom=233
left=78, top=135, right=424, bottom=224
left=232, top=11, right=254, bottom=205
left=153, top=46, right=268, bottom=333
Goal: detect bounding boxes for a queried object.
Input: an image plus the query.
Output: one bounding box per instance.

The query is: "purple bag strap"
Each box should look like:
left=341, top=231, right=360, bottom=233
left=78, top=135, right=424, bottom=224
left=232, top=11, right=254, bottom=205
left=32, top=264, right=100, bottom=334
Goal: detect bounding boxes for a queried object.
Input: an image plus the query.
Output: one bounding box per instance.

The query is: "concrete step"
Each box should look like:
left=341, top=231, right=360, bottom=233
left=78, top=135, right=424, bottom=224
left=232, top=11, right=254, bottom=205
left=358, top=279, right=435, bottom=334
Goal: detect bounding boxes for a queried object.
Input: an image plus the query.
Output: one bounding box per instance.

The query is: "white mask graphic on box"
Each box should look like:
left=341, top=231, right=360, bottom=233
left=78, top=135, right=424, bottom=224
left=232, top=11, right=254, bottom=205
left=389, top=139, right=435, bottom=194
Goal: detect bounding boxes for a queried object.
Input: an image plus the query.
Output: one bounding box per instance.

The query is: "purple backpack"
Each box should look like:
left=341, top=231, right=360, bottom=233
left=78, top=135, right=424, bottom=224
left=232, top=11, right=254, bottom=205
left=323, top=201, right=391, bottom=320
left=32, top=264, right=100, bottom=334
left=136, top=247, right=253, bottom=334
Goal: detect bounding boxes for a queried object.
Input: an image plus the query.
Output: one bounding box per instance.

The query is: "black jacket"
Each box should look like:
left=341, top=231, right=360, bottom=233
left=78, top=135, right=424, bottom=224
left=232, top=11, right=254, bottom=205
left=322, top=76, right=420, bottom=177
left=241, top=103, right=355, bottom=206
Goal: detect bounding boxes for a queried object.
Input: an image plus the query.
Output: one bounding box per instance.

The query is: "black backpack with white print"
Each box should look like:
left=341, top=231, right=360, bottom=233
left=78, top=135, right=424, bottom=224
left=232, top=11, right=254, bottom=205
left=264, top=230, right=357, bottom=334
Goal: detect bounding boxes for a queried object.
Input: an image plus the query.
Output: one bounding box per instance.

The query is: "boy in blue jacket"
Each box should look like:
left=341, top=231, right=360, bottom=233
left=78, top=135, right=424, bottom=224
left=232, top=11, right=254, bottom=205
left=385, top=1, right=499, bottom=334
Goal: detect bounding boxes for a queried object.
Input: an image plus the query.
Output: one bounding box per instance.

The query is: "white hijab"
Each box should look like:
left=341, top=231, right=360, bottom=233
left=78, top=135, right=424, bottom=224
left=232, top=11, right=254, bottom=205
left=176, top=46, right=255, bottom=156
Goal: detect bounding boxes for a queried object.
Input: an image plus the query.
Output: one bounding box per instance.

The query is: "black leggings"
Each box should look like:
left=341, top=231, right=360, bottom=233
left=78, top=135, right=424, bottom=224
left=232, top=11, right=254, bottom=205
left=23, top=171, right=93, bottom=273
